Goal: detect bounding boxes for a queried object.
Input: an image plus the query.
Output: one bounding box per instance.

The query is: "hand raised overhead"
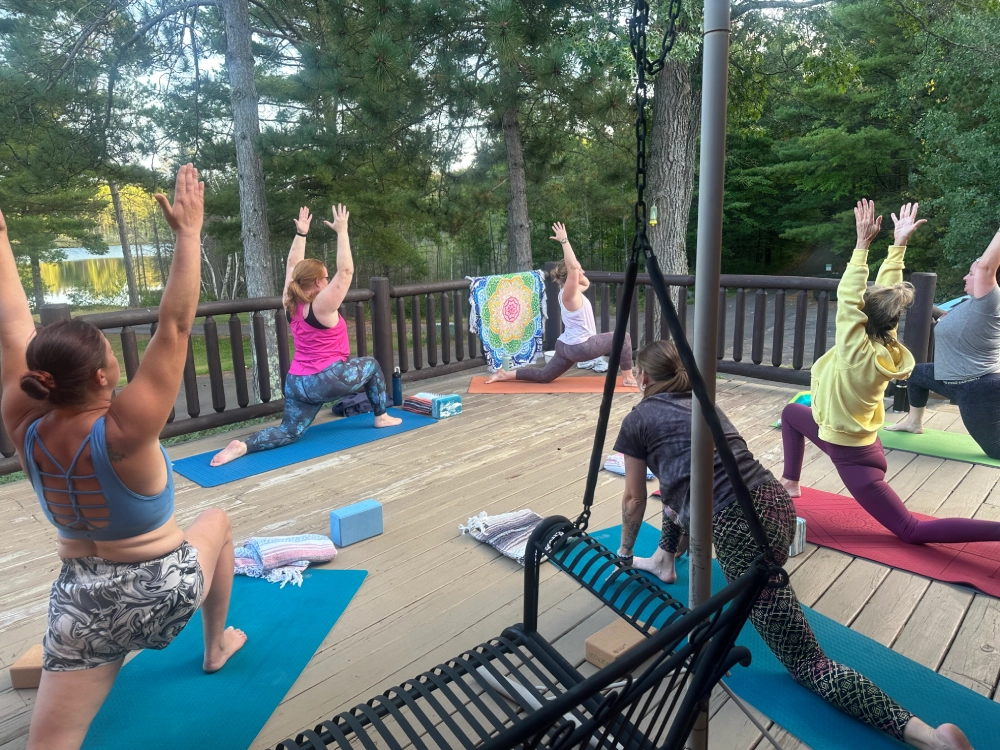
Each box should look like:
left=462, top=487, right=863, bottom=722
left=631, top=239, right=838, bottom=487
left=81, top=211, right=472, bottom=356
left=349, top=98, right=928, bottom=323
left=854, top=199, right=882, bottom=250
left=323, top=204, right=349, bottom=234
left=550, top=222, right=568, bottom=243
left=891, top=202, right=927, bottom=247
left=154, top=163, right=204, bottom=236
left=293, top=206, right=312, bottom=235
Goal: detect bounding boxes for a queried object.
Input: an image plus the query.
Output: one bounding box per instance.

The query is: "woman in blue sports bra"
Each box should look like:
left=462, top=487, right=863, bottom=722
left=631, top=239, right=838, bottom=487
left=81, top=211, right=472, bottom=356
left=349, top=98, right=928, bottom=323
left=0, top=165, right=246, bottom=750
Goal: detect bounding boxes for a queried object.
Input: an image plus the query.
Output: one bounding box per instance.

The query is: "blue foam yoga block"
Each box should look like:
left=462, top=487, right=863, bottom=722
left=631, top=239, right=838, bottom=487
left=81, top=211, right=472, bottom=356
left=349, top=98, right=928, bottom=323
left=432, top=393, right=462, bottom=419
left=330, top=498, right=383, bottom=547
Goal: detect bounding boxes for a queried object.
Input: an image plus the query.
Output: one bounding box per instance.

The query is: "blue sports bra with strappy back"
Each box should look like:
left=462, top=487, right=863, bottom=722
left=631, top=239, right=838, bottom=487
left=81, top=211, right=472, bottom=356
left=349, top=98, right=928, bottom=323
left=23, top=416, right=175, bottom=541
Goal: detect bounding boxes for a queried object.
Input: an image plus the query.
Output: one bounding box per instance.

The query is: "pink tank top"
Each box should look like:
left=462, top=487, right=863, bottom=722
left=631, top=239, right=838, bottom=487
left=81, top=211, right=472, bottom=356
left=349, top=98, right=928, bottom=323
left=287, top=304, right=350, bottom=376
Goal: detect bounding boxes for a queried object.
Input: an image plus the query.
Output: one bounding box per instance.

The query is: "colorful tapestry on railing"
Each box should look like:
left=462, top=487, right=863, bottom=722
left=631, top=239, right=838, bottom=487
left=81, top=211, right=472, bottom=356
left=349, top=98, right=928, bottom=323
left=467, top=271, right=547, bottom=371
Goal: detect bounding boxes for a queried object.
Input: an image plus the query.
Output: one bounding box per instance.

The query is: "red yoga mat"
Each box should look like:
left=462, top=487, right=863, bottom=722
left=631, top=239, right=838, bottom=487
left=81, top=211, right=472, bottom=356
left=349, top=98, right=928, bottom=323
left=467, top=375, right=639, bottom=394
left=795, top=486, right=1000, bottom=598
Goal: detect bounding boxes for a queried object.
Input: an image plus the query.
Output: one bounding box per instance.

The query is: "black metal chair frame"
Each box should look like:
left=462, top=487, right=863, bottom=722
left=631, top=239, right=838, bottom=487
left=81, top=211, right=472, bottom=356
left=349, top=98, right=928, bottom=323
left=271, top=517, right=772, bottom=750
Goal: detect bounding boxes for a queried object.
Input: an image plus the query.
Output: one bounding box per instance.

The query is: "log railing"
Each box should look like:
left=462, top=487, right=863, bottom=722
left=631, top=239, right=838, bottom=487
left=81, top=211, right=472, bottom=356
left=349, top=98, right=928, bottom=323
left=0, top=270, right=937, bottom=476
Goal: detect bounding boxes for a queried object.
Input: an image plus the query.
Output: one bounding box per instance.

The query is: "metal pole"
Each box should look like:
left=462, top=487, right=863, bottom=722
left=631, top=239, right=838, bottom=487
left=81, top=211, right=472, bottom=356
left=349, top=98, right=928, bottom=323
left=689, top=0, right=731, bottom=747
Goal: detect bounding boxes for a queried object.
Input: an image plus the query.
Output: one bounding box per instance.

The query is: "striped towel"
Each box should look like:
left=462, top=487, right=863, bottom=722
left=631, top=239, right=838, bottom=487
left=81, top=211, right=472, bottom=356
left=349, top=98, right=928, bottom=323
left=460, top=509, right=544, bottom=566
left=234, top=534, right=338, bottom=587
left=604, top=452, right=655, bottom=479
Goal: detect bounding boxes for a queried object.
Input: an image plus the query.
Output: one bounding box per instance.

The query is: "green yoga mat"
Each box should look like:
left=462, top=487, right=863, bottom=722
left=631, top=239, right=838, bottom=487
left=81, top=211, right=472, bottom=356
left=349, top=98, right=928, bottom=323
left=583, top=524, right=1000, bottom=750
left=878, top=427, right=1000, bottom=468
left=82, top=568, right=367, bottom=750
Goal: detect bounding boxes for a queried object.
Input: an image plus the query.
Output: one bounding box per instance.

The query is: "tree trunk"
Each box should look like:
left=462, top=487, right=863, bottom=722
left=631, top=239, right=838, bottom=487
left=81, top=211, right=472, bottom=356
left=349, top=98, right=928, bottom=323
left=108, top=180, right=141, bottom=307
left=222, top=0, right=280, bottom=398
left=502, top=108, right=532, bottom=272
left=647, top=60, right=701, bottom=277
left=30, top=254, right=45, bottom=310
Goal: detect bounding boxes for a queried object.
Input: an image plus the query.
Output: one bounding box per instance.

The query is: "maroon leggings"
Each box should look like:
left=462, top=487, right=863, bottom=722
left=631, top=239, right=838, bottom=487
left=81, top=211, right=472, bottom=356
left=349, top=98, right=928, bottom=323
left=781, top=403, right=1000, bottom=544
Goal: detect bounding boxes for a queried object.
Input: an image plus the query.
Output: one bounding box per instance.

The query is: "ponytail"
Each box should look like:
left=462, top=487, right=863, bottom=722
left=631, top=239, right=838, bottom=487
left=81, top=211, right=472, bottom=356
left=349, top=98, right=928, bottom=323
left=284, top=258, right=327, bottom=318
left=634, top=340, right=691, bottom=397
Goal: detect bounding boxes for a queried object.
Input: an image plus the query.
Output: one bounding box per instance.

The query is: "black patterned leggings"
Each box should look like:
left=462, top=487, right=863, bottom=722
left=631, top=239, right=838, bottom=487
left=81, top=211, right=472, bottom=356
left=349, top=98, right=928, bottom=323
left=245, top=357, right=388, bottom=453
left=659, top=481, right=912, bottom=740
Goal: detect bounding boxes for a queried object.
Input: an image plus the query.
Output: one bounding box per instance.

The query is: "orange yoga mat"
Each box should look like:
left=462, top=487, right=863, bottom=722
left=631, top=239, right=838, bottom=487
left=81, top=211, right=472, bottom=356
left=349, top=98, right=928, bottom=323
left=467, top=375, right=639, bottom=394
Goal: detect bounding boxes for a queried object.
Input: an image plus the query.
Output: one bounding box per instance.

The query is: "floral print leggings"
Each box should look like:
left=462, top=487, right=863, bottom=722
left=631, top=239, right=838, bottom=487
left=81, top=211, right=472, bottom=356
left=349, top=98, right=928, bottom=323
left=659, top=480, right=913, bottom=740
left=245, top=357, right=388, bottom=453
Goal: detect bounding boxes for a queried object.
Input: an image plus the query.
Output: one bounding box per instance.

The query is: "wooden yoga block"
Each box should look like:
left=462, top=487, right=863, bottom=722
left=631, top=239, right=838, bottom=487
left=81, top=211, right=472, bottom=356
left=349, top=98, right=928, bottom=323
left=330, top=498, right=383, bottom=547
left=10, top=644, right=44, bottom=689
left=585, top=619, right=647, bottom=669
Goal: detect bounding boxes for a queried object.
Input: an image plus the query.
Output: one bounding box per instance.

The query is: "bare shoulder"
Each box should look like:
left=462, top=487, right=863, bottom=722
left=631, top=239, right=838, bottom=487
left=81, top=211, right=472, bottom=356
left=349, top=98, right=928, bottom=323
left=0, top=390, right=49, bottom=452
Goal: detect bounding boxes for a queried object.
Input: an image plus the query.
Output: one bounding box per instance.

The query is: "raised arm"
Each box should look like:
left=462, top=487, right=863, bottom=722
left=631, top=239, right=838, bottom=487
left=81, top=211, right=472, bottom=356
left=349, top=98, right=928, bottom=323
left=834, top=199, right=881, bottom=363
left=311, top=204, right=354, bottom=317
left=874, top=202, right=923, bottom=289
left=971, top=224, right=1000, bottom=299
left=282, top=207, right=313, bottom=300
left=0, top=208, right=48, bottom=431
left=553, top=222, right=584, bottom=311
left=106, top=164, right=204, bottom=441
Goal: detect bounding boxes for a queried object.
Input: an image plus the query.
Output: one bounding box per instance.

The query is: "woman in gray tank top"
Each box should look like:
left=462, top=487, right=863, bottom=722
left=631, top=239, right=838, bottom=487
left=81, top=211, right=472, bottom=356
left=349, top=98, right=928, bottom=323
left=887, top=225, right=1000, bottom=458
left=485, top=222, right=638, bottom=386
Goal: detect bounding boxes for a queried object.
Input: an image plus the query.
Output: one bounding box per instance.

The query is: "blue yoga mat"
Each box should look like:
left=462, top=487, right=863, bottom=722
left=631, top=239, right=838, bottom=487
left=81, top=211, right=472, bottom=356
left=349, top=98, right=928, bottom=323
left=581, top=524, right=1000, bottom=750
left=83, top=568, right=366, bottom=750
left=172, top=409, right=436, bottom=487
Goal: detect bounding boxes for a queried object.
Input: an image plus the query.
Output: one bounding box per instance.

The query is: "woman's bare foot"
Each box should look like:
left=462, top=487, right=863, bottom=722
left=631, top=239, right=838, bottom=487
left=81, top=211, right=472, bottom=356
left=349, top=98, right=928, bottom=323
left=374, top=412, right=403, bottom=428
left=903, top=717, right=973, bottom=750
left=885, top=415, right=924, bottom=434
left=210, top=440, right=247, bottom=467
left=779, top=476, right=801, bottom=498
left=621, top=373, right=638, bottom=388
left=633, top=548, right=677, bottom=584
left=203, top=626, right=248, bottom=673
left=484, top=368, right=515, bottom=384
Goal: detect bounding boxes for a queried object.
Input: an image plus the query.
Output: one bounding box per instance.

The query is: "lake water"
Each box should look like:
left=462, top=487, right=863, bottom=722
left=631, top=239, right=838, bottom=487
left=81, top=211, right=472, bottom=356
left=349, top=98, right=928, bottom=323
left=40, top=245, right=164, bottom=305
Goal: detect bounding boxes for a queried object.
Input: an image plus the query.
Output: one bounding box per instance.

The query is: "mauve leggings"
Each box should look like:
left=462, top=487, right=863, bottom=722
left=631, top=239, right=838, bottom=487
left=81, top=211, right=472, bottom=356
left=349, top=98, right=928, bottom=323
left=515, top=332, right=633, bottom=383
left=781, top=403, right=1000, bottom=544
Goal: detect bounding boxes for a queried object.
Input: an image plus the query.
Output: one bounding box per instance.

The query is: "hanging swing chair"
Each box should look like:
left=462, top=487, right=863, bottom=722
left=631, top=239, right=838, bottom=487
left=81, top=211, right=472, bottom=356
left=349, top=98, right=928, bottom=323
left=269, top=2, right=786, bottom=749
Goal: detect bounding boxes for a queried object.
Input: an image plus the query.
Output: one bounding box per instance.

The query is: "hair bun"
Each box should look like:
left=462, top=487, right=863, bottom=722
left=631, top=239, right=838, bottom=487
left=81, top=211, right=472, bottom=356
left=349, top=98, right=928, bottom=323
left=20, top=370, right=56, bottom=401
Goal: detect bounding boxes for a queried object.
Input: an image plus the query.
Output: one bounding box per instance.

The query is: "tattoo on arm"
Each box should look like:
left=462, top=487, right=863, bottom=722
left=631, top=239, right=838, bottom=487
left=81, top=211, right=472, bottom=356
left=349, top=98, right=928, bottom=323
left=621, top=513, right=642, bottom=555
left=105, top=443, right=127, bottom=463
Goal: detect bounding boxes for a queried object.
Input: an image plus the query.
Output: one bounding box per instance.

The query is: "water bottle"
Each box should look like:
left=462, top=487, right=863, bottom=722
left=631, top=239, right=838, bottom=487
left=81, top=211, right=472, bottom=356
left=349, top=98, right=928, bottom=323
left=392, top=367, right=402, bottom=407
left=502, top=352, right=513, bottom=371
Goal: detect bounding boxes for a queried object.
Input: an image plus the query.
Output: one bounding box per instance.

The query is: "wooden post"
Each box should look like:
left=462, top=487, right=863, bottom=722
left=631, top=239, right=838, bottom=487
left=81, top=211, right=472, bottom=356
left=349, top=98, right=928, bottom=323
left=39, top=304, right=72, bottom=326
left=897, top=272, right=937, bottom=410
left=542, top=261, right=560, bottom=350
left=370, top=277, right=394, bottom=380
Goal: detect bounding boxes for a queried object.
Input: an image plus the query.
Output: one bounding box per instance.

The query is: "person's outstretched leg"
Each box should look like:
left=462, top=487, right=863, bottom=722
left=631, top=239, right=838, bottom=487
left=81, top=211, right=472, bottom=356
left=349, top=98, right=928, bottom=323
left=27, top=662, right=121, bottom=750
left=834, top=440, right=1000, bottom=544
left=713, top=483, right=973, bottom=749
left=780, top=403, right=830, bottom=497
left=957, top=374, right=1000, bottom=459
left=506, top=343, right=575, bottom=383
left=184, top=508, right=247, bottom=672
left=211, top=375, right=322, bottom=465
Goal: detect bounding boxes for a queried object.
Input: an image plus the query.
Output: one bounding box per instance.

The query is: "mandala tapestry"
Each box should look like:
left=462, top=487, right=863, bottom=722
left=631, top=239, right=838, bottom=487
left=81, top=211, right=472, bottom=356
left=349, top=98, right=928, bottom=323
left=467, top=271, right=547, bottom=371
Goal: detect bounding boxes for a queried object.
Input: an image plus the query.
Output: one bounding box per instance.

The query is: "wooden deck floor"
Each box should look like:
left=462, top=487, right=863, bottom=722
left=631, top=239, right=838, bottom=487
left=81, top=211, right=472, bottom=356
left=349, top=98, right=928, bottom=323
left=1, top=367, right=998, bottom=749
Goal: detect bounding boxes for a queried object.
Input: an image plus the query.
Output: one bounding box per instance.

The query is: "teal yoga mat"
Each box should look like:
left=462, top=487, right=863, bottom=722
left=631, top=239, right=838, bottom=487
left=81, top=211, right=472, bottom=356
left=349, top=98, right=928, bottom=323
left=172, top=409, right=436, bottom=487
left=82, top=569, right=367, bottom=750
left=582, top=524, right=1000, bottom=750
left=878, top=426, right=1000, bottom=468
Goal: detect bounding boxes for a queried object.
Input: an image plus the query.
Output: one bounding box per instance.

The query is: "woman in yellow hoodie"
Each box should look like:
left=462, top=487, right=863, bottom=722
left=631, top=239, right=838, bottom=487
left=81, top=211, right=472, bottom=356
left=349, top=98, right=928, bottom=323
left=781, top=200, right=1000, bottom=544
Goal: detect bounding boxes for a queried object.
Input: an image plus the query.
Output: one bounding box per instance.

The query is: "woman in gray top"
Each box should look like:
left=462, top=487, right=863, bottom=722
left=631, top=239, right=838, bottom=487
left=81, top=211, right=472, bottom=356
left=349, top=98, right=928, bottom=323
left=887, top=225, right=1000, bottom=457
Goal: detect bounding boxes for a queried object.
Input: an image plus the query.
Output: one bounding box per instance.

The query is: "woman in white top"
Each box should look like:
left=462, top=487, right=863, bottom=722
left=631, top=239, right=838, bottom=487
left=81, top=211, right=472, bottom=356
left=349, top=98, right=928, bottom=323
left=486, top=222, right=638, bottom=386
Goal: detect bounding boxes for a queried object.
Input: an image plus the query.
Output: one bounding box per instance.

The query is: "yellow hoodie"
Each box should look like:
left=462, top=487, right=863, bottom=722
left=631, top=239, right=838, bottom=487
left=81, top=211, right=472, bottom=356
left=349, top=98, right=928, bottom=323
left=810, top=246, right=915, bottom=447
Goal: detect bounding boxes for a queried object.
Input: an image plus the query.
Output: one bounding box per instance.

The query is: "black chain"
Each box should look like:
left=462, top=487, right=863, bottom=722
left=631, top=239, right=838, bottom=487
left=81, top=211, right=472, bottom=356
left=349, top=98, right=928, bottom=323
left=630, top=0, right=682, bottom=259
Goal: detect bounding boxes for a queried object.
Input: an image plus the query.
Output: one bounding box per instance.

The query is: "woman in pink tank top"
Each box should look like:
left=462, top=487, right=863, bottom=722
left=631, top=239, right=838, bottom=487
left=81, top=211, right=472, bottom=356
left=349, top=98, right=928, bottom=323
left=211, top=205, right=401, bottom=467
left=486, top=222, right=638, bottom=386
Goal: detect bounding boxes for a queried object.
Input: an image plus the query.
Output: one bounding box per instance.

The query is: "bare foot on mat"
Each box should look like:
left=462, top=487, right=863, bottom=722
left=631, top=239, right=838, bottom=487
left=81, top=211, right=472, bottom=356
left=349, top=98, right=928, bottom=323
left=484, top=369, right=515, bottom=384
left=204, top=627, right=248, bottom=673
left=374, top=412, right=403, bottom=428
left=884, top=415, right=923, bottom=434
left=211, top=440, right=247, bottom=467
left=621, top=374, right=638, bottom=388
left=633, top=549, right=677, bottom=584
left=779, top=477, right=801, bottom=498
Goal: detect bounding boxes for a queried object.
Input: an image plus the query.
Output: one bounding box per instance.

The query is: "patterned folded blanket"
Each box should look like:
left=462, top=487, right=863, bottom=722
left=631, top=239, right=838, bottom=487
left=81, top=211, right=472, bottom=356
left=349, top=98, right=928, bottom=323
left=467, top=271, right=547, bottom=372
left=604, top=452, right=655, bottom=479
left=460, top=509, right=544, bottom=566
left=234, top=534, right=338, bottom=587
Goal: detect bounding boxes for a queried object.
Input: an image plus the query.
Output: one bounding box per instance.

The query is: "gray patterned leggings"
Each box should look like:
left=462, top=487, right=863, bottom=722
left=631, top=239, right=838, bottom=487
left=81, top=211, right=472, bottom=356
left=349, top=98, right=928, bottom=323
left=515, top=333, right=633, bottom=383
left=659, top=481, right=913, bottom=740
left=245, top=357, right=388, bottom=453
